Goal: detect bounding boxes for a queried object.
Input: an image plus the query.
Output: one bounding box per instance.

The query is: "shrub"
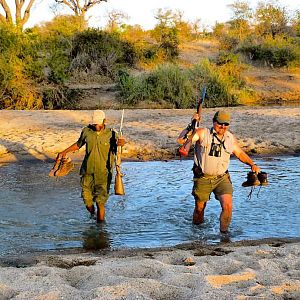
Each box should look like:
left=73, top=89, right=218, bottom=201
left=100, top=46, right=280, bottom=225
left=117, top=64, right=194, bottom=108
left=188, top=59, right=243, bottom=107
left=238, top=36, right=300, bottom=67
left=42, top=86, right=82, bottom=109
left=71, top=29, right=137, bottom=79
left=117, top=60, right=249, bottom=108
left=216, top=51, right=239, bottom=65
left=0, top=27, right=43, bottom=109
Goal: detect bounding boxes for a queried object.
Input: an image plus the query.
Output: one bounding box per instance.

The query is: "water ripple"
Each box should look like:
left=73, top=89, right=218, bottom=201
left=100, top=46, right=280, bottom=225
left=0, top=156, right=299, bottom=256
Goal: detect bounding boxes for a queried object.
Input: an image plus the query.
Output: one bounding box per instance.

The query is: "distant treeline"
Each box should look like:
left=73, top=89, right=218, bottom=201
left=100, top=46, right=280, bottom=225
left=0, top=2, right=299, bottom=109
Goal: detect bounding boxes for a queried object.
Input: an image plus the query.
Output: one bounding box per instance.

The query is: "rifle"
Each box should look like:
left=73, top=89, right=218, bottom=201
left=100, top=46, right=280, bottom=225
left=114, top=109, right=125, bottom=195
left=178, top=86, right=206, bottom=157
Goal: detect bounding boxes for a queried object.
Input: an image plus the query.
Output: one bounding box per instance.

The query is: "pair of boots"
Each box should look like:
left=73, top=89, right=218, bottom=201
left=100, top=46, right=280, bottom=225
left=242, top=171, right=268, bottom=187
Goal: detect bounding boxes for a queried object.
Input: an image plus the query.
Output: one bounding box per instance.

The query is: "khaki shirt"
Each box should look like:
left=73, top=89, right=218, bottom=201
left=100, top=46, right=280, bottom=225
left=194, top=128, right=234, bottom=176
left=76, top=126, right=117, bottom=175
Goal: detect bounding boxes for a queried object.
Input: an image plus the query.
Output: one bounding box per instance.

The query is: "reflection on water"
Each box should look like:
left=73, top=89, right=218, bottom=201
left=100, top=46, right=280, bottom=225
left=82, top=225, right=111, bottom=250
left=0, top=155, right=299, bottom=256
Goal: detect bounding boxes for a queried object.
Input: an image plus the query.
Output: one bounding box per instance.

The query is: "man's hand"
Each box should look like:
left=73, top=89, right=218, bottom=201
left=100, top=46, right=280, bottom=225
left=251, top=164, right=261, bottom=173
left=192, top=113, right=200, bottom=123
left=117, top=138, right=126, bottom=147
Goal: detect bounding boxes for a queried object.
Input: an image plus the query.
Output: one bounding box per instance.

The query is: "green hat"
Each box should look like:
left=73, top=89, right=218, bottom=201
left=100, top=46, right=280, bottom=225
left=213, top=110, right=231, bottom=124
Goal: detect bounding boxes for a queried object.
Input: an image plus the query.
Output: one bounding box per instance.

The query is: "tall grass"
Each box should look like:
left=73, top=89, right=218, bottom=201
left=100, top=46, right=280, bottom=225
left=117, top=64, right=194, bottom=108
left=117, top=59, right=248, bottom=108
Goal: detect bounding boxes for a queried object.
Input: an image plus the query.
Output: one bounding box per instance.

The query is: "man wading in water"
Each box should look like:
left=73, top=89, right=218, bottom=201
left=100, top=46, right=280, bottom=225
left=58, top=110, right=125, bottom=223
left=178, top=110, right=261, bottom=234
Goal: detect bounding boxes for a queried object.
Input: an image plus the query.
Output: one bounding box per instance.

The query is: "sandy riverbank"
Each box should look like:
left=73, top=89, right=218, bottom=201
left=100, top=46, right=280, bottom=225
left=0, top=107, right=299, bottom=299
left=0, top=106, right=299, bottom=163
left=0, top=238, right=299, bottom=299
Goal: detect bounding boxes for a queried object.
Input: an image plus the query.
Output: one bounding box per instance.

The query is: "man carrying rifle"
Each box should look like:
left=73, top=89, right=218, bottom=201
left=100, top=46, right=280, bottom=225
left=57, top=110, right=125, bottom=223
left=177, top=110, right=260, bottom=234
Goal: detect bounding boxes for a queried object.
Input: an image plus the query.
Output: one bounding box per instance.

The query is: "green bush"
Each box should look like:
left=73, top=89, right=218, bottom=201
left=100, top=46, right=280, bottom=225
left=42, top=86, right=82, bottom=109
left=0, top=26, right=43, bottom=109
left=238, top=37, right=300, bottom=67
left=151, top=25, right=179, bottom=60
left=117, top=64, right=194, bottom=108
left=188, top=60, right=240, bottom=107
left=216, top=51, right=239, bottom=65
left=48, top=50, right=71, bottom=84
left=117, top=60, right=246, bottom=108
left=71, top=29, right=137, bottom=79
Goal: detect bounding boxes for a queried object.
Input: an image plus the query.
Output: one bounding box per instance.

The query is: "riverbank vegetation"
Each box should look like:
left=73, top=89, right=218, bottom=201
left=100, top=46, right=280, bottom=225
left=0, top=0, right=299, bottom=109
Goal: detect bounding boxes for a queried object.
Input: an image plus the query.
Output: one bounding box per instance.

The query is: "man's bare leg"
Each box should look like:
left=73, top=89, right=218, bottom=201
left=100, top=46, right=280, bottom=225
left=218, top=194, right=232, bottom=233
left=193, top=201, right=207, bottom=224
left=96, top=203, right=105, bottom=223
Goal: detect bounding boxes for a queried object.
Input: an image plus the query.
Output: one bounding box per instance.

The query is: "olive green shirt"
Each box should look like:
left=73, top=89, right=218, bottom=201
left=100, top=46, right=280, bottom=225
left=76, top=125, right=117, bottom=175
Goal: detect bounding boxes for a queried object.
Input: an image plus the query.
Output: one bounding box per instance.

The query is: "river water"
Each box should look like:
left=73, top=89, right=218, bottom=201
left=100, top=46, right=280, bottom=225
left=0, top=156, right=299, bottom=256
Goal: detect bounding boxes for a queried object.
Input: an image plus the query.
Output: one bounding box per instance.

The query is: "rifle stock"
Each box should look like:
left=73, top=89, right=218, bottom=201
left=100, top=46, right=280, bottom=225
left=178, top=87, right=206, bottom=157
left=114, top=109, right=125, bottom=195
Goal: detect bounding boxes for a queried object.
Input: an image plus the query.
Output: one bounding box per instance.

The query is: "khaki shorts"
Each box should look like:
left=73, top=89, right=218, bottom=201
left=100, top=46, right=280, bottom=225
left=192, top=172, right=233, bottom=203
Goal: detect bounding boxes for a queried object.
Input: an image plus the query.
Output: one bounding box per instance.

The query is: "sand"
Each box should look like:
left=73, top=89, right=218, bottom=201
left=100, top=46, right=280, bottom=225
left=0, top=107, right=299, bottom=299
left=0, top=106, right=299, bottom=162
left=0, top=239, right=299, bottom=299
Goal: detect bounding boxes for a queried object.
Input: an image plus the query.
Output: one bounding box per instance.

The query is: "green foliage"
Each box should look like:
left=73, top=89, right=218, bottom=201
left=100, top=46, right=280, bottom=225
left=255, top=1, right=289, bottom=38
left=0, top=25, right=43, bottom=109
left=219, top=34, right=240, bottom=51
left=117, top=60, right=247, bottom=108
left=37, top=15, right=87, bottom=37
left=71, top=29, right=137, bottom=79
left=42, top=86, right=82, bottom=109
left=216, top=51, right=239, bottom=65
left=48, top=51, right=71, bottom=84
left=158, top=26, right=179, bottom=59
left=188, top=60, right=240, bottom=107
left=238, top=36, right=300, bottom=67
left=117, top=64, right=194, bottom=108
left=151, top=9, right=180, bottom=60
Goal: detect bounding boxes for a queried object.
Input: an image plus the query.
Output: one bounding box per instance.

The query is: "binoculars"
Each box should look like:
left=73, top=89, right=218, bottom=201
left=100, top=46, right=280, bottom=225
left=208, top=142, right=222, bottom=157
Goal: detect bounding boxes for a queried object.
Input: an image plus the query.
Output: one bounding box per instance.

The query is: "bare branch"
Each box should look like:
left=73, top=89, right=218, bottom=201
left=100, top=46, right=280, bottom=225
left=55, top=0, right=107, bottom=17
left=0, top=0, right=13, bottom=24
left=21, top=0, right=36, bottom=27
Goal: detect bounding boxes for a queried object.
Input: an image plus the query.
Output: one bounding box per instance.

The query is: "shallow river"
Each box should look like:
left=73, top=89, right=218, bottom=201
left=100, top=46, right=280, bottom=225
left=0, top=155, right=299, bottom=256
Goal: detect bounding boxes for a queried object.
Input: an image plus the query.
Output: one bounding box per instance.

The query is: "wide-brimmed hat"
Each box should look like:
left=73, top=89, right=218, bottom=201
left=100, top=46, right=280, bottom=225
left=213, top=110, right=231, bottom=124
left=92, top=110, right=105, bottom=124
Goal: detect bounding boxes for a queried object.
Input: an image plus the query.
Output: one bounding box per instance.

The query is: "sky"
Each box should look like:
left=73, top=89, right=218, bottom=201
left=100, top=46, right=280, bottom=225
left=5, top=0, right=300, bottom=30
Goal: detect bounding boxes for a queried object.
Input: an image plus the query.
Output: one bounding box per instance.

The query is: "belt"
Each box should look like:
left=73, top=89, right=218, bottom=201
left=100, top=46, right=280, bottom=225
left=199, top=170, right=228, bottom=180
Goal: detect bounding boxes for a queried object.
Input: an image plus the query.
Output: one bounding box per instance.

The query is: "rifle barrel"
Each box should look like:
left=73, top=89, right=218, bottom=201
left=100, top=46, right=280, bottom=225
left=120, top=109, right=125, bottom=135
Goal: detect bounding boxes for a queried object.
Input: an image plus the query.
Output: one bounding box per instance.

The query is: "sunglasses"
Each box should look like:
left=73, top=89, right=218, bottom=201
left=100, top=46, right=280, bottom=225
left=216, top=121, right=229, bottom=126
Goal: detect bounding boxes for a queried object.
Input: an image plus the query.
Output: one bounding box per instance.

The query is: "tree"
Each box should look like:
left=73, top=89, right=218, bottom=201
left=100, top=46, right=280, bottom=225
left=227, top=1, right=253, bottom=40
left=152, top=9, right=179, bottom=59
left=255, top=1, right=289, bottom=38
left=291, top=10, right=300, bottom=37
left=0, top=0, right=36, bottom=30
left=105, top=9, right=129, bottom=33
left=54, top=0, right=107, bottom=18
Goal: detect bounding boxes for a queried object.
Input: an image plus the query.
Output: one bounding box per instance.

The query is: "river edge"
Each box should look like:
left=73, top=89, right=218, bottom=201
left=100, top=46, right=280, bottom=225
left=0, top=238, right=299, bottom=299
left=1, top=237, right=299, bottom=267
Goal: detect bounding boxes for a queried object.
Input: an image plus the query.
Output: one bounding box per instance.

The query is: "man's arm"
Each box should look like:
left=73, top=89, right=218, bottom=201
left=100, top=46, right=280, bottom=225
left=177, top=113, right=200, bottom=145
left=191, top=127, right=205, bottom=144
left=58, top=143, right=80, bottom=158
left=232, top=137, right=260, bottom=173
